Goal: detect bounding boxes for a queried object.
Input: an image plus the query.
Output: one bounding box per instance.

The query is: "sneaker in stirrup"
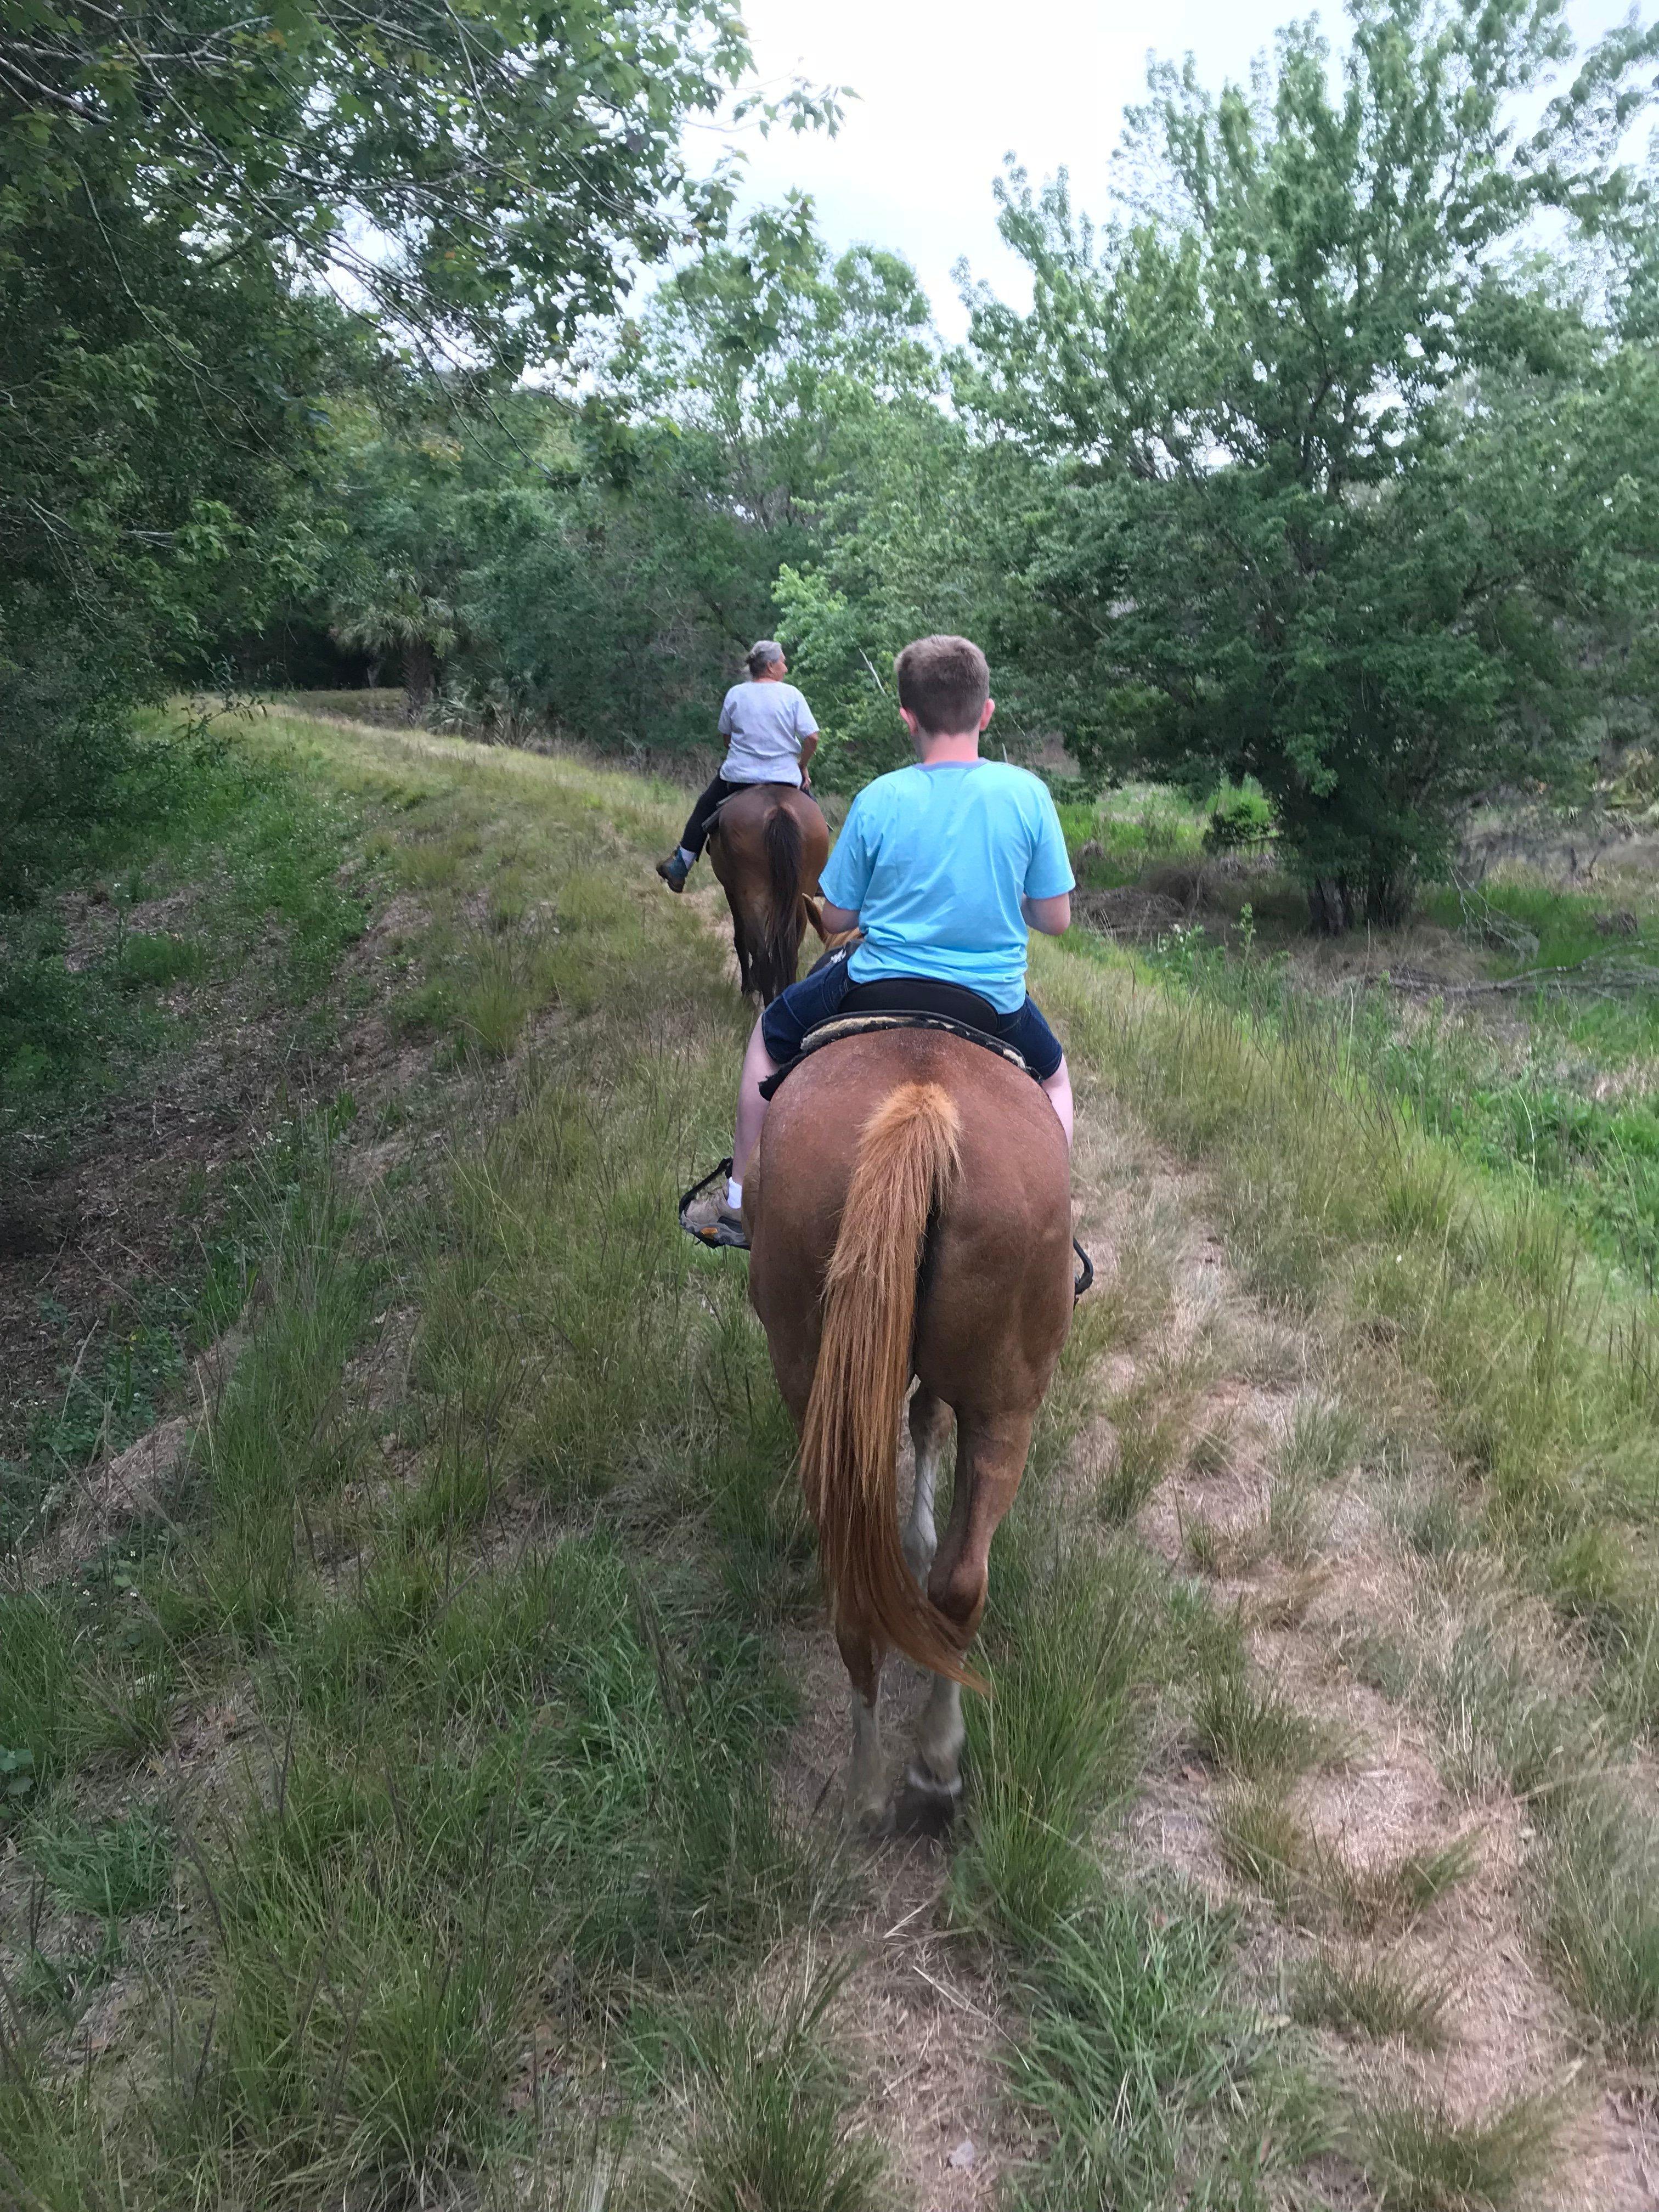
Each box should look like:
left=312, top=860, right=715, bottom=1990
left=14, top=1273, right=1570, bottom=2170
left=681, top=1187, right=749, bottom=1250
left=657, top=851, right=691, bottom=892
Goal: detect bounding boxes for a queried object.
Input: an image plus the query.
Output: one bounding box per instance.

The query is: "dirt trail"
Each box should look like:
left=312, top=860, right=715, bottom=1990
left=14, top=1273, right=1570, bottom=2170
left=1074, top=1075, right=1659, bottom=2211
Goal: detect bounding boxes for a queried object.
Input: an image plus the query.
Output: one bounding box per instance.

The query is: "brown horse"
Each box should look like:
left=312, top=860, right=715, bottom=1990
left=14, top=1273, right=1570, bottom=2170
left=707, top=783, right=830, bottom=1003
left=746, top=1027, right=1074, bottom=1830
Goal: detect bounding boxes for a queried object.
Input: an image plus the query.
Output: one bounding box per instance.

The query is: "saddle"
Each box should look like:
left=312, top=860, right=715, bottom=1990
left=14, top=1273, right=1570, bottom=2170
left=756, top=978, right=1035, bottom=1104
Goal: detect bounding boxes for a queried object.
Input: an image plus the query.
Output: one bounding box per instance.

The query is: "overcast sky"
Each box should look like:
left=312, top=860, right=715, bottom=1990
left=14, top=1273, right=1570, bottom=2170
left=710, top=0, right=1650, bottom=340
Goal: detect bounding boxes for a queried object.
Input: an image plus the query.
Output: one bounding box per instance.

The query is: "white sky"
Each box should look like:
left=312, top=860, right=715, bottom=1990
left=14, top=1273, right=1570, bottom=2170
left=713, top=0, right=1651, bottom=340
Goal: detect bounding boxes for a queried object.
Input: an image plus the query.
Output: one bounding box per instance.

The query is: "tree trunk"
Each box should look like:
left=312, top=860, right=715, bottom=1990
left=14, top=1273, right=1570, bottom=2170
left=1307, top=876, right=1352, bottom=934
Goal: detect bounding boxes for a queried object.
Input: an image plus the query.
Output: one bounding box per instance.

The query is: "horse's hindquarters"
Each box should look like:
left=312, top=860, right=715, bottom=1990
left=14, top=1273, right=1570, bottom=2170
left=708, top=785, right=831, bottom=1004
left=749, top=1031, right=1073, bottom=1409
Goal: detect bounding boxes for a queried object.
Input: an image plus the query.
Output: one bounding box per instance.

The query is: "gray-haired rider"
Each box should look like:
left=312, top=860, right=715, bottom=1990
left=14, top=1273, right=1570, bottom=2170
left=657, top=641, right=820, bottom=891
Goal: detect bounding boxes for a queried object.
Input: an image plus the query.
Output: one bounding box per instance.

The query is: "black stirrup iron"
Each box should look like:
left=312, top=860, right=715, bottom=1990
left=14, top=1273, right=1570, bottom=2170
left=1073, top=1237, right=1094, bottom=1301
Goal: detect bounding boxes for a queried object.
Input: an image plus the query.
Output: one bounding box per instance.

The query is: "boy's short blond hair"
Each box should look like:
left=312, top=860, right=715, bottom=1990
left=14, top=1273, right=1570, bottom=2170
left=894, top=635, right=989, bottom=737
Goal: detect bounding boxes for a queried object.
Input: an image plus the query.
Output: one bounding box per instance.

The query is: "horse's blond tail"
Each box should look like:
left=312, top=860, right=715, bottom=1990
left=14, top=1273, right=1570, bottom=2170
left=799, top=1081, right=983, bottom=1689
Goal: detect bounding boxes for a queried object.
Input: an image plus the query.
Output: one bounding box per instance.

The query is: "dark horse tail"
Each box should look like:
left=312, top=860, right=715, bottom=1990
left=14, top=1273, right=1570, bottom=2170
left=755, top=802, right=807, bottom=1005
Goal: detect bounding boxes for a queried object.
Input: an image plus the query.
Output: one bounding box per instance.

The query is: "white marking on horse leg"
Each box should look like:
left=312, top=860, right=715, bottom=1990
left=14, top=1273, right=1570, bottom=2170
left=847, top=1685, right=888, bottom=1831
left=911, top=1673, right=966, bottom=1793
left=903, top=1400, right=947, bottom=1587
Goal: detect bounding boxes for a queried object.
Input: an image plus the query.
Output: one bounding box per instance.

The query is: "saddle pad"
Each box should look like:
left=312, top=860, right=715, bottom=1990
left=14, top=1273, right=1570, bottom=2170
left=757, top=1011, right=1035, bottom=1102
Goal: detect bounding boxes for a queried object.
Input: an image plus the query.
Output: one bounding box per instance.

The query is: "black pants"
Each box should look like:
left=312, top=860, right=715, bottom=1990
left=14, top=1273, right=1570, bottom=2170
left=679, top=774, right=742, bottom=859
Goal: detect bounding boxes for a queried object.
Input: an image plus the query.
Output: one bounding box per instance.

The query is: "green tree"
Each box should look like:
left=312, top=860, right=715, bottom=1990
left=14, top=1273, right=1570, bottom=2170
left=963, top=0, right=1659, bottom=926
left=430, top=201, right=943, bottom=758
left=1, top=0, right=834, bottom=889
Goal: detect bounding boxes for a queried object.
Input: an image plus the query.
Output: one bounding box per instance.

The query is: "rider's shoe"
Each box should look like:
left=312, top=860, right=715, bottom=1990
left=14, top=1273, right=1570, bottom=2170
left=681, top=1186, right=749, bottom=1250
left=656, top=852, right=691, bottom=893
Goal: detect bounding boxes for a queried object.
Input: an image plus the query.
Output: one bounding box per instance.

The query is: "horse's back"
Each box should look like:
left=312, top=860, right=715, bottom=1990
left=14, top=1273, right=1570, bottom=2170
left=748, top=1029, right=1073, bottom=1414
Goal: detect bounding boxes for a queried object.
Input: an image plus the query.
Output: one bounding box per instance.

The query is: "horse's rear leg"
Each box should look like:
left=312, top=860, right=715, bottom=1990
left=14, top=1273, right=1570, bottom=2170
left=836, top=1620, right=888, bottom=1833
left=904, top=1386, right=953, bottom=1586
left=904, top=1407, right=1035, bottom=1821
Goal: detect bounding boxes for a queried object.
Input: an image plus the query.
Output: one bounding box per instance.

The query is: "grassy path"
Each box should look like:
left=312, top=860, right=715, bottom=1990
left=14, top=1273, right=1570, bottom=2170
left=4, top=710, right=1658, bottom=2209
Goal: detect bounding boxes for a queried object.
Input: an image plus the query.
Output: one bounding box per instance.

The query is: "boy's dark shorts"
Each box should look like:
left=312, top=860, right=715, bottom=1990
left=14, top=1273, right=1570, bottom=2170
left=759, top=950, right=1065, bottom=1082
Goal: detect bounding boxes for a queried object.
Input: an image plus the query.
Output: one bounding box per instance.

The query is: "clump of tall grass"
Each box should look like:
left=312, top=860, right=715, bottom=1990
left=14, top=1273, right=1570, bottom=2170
left=1190, top=1659, right=1327, bottom=1781
left=1537, top=1784, right=1659, bottom=2050
left=1291, top=1948, right=1448, bottom=2049
left=1345, top=2086, right=1561, bottom=2210
left=1096, top=1370, right=1192, bottom=1526
left=956, top=1531, right=1148, bottom=1940
left=1005, top=1886, right=1322, bottom=2207
left=1214, top=1783, right=1309, bottom=1911
left=645, top=1967, right=884, bottom=2212
left=25, top=1804, right=173, bottom=1920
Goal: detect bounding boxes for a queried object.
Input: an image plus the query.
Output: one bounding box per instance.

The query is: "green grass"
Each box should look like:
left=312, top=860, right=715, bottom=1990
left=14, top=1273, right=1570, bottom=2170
left=1190, top=1661, right=1327, bottom=1781
left=1096, top=1371, right=1190, bottom=1526
left=1276, top=1393, right=1365, bottom=1488
left=0, top=718, right=851, bottom=2209
left=1537, top=1784, right=1659, bottom=2051
left=1346, top=2087, right=1560, bottom=2210
left=1326, top=1831, right=1479, bottom=1935
left=1039, top=909, right=1659, bottom=2057
left=25, top=1805, right=173, bottom=1918
left=956, top=1530, right=1149, bottom=1941
left=1214, top=1783, right=1308, bottom=1911
left=0, top=713, right=366, bottom=1163
left=1040, top=927, right=1659, bottom=1684
left=1006, top=1887, right=1324, bottom=2208
left=1291, top=1948, right=1448, bottom=2049
left=644, top=1970, right=884, bottom=2212
left=940, top=1280, right=1319, bottom=2199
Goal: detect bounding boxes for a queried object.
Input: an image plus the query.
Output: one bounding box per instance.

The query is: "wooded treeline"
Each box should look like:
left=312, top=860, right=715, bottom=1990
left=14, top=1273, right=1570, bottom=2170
left=4, top=0, right=1658, bottom=925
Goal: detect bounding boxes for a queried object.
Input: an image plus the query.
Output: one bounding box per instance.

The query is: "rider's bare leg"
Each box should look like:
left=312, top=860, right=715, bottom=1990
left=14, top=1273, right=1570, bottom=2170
left=1042, top=1054, right=1075, bottom=1147
left=733, top=1015, right=782, bottom=1187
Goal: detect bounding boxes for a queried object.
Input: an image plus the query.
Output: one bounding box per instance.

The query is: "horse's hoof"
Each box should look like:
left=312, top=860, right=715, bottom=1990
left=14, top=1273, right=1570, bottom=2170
left=891, top=1763, right=963, bottom=1839
left=849, top=1796, right=895, bottom=1841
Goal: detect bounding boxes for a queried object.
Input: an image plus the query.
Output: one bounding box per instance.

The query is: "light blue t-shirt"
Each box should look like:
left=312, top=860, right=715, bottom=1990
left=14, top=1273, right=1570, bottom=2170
left=718, top=679, right=818, bottom=786
left=820, top=760, right=1075, bottom=1014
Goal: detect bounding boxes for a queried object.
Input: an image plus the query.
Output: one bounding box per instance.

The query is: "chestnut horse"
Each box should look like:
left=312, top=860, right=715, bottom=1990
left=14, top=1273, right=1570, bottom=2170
left=747, top=1026, right=1074, bottom=1830
left=707, top=783, right=830, bottom=1003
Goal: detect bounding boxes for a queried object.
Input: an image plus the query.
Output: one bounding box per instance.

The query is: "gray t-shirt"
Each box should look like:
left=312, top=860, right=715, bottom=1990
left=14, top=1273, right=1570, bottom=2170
left=718, top=679, right=818, bottom=786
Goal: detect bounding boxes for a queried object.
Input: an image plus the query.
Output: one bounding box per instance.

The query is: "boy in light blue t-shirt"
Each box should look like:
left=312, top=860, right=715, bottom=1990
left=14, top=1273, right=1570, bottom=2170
left=697, top=634, right=1075, bottom=1248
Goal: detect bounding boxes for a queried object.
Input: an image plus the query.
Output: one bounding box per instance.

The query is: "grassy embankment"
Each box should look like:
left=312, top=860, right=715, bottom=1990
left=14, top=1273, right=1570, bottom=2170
left=5, top=708, right=1658, bottom=2209
left=2, top=711, right=874, bottom=2208
left=1034, top=871, right=1659, bottom=2053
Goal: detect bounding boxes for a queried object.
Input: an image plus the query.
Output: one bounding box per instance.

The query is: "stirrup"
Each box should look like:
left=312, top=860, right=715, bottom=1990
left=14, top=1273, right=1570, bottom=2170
left=679, top=1158, right=748, bottom=1250
left=1073, top=1237, right=1094, bottom=1301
